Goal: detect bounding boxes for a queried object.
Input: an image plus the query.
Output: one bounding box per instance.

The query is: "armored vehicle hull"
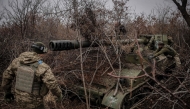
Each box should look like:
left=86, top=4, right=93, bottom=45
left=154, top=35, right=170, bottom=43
left=50, top=34, right=178, bottom=109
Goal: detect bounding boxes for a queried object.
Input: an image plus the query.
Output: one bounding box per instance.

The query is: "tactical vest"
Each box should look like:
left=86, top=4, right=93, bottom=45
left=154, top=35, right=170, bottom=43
left=15, top=62, right=42, bottom=95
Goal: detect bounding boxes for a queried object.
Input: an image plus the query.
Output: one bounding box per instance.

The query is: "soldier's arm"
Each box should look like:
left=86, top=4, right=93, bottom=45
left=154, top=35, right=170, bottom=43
left=153, top=48, right=168, bottom=58
left=1, top=59, right=16, bottom=93
left=42, top=68, right=62, bottom=98
left=153, top=48, right=160, bottom=54
left=147, top=37, right=154, bottom=47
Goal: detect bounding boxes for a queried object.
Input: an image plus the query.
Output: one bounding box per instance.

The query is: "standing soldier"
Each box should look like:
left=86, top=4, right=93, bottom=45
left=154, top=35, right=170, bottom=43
left=149, top=41, right=181, bottom=71
left=114, top=21, right=127, bottom=40
left=167, top=35, right=174, bottom=46
left=1, top=42, right=63, bottom=109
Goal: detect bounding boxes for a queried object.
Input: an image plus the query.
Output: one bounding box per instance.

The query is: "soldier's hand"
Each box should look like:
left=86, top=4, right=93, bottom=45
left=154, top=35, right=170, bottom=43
left=4, top=92, right=14, bottom=103
left=147, top=55, right=154, bottom=64
left=148, top=55, right=153, bottom=60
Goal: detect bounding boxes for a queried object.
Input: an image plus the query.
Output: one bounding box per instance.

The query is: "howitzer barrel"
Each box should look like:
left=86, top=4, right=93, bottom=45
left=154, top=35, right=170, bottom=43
left=49, top=40, right=98, bottom=51
left=115, top=39, right=145, bottom=44
left=49, top=39, right=146, bottom=51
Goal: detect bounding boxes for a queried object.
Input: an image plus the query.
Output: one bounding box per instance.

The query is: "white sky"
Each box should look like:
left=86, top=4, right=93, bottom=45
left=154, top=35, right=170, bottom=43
left=0, top=0, right=178, bottom=22
left=128, top=0, right=176, bottom=14
left=0, top=0, right=177, bottom=14
left=0, top=0, right=6, bottom=11
left=106, top=0, right=176, bottom=15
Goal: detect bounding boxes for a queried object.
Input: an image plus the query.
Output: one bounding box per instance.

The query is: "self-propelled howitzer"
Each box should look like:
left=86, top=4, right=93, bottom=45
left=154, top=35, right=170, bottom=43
left=49, top=34, right=170, bottom=51
left=49, top=34, right=175, bottom=109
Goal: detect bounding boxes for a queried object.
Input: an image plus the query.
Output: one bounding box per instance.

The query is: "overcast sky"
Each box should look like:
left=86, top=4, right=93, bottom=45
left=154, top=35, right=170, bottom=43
left=128, top=0, right=176, bottom=14
left=0, top=0, right=176, bottom=13
left=0, top=0, right=5, bottom=11
left=0, top=0, right=177, bottom=19
left=106, top=0, right=176, bottom=15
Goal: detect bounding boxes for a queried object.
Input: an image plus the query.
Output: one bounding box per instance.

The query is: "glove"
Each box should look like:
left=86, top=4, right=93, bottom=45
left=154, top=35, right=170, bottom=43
left=4, top=92, right=14, bottom=103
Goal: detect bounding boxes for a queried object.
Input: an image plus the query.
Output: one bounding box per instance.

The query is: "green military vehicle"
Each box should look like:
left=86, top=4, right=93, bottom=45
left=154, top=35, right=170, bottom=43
left=49, top=34, right=177, bottom=109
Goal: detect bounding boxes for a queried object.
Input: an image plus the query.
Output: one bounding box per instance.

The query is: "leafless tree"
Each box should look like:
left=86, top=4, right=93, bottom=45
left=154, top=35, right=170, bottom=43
left=4, top=0, right=46, bottom=38
left=173, top=0, right=190, bottom=27
left=155, top=5, right=172, bottom=34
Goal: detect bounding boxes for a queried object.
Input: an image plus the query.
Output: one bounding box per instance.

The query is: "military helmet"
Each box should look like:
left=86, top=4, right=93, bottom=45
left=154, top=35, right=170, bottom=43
left=31, top=42, right=48, bottom=54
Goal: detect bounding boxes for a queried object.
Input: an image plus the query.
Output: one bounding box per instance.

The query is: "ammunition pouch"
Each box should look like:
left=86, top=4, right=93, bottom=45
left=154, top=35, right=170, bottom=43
left=32, top=81, right=41, bottom=96
left=32, top=82, right=49, bottom=96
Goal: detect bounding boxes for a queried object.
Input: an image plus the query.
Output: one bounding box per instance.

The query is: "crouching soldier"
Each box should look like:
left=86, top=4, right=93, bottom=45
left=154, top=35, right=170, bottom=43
left=1, top=42, right=63, bottom=109
left=149, top=41, right=181, bottom=72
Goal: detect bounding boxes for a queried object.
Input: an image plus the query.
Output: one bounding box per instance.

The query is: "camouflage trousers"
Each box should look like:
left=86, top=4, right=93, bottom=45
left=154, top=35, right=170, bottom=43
left=15, top=89, right=45, bottom=109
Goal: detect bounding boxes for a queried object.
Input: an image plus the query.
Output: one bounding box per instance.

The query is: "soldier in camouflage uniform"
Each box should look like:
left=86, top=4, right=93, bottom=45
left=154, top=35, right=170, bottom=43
left=149, top=41, right=181, bottom=71
left=147, top=35, right=174, bottom=50
left=114, top=21, right=127, bottom=40
left=1, top=42, right=62, bottom=109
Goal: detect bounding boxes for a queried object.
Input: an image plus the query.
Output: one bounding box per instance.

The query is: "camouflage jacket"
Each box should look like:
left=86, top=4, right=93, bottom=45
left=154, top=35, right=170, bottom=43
left=153, top=45, right=177, bottom=58
left=1, top=52, right=62, bottom=108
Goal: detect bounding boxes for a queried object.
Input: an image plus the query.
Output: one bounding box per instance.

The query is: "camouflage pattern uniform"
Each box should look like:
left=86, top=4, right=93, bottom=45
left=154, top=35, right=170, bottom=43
left=153, top=45, right=181, bottom=70
left=167, top=35, right=174, bottom=46
left=147, top=35, right=174, bottom=49
left=114, top=22, right=127, bottom=40
left=1, top=52, right=62, bottom=109
left=147, top=36, right=155, bottom=49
